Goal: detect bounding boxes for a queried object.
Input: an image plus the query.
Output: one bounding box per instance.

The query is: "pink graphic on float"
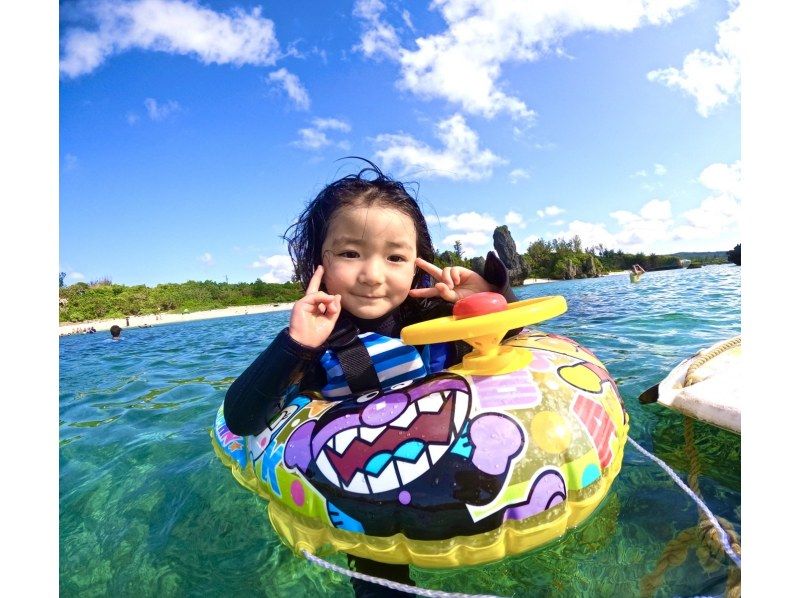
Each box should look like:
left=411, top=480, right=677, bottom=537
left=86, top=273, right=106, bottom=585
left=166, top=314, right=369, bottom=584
left=572, top=394, right=615, bottom=468
left=473, top=369, right=541, bottom=410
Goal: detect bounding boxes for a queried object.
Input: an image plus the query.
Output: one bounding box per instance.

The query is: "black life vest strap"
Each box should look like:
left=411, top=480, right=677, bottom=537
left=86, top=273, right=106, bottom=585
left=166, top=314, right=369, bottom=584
left=327, top=323, right=381, bottom=396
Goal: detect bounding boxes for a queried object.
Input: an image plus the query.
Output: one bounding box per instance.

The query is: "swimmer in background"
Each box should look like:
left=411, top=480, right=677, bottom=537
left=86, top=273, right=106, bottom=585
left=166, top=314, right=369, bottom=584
left=110, top=325, right=122, bottom=340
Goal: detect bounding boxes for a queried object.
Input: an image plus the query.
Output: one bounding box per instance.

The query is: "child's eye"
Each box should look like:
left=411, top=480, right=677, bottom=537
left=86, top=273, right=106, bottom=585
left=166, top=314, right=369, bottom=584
left=339, top=251, right=359, bottom=259
left=388, top=255, right=407, bottom=263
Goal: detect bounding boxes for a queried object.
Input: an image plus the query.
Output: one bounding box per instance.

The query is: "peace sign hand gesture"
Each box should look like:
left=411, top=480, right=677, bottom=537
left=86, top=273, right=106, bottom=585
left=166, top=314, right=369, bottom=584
left=408, top=258, right=495, bottom=303
left=288, top=265, right=341, bottom=348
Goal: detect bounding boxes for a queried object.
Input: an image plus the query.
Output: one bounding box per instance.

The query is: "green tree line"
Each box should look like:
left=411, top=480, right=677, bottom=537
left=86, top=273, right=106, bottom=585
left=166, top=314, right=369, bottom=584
left=60, top=279, right=303, bottom=323
left=431, top=233, right=737, bottom=283
left=60, top=236, right=739, bottom=322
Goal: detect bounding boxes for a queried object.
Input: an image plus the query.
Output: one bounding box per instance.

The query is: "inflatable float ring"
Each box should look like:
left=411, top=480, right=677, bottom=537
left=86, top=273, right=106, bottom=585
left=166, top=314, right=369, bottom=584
left=212, top=293, right=628, bottom=568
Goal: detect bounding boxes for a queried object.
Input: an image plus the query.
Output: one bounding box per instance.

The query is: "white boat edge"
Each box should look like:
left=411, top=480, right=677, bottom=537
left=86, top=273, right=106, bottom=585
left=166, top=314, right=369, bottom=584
left=655, top=339, right=741, bottom=435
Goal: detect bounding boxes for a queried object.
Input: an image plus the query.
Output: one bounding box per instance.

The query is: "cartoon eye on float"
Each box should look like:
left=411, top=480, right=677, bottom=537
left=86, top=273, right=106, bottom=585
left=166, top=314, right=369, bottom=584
left=249, top=398, right=308, bottom=463
left=356, top=390, right=381, bottom=403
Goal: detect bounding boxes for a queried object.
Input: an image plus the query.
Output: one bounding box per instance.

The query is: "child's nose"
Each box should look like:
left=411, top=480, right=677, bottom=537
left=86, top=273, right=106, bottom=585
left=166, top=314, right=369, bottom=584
left=359, top=258, right=385, bottom=285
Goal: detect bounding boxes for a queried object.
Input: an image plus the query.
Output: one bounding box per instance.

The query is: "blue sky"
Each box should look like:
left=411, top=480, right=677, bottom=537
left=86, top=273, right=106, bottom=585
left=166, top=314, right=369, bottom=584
left=59, top=0, right=742, bottom=287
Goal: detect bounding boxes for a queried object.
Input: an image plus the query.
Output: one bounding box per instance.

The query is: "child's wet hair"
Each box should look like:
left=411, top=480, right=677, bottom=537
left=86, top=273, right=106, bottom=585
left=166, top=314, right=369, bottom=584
left=284, top=158, right=434, bottom=290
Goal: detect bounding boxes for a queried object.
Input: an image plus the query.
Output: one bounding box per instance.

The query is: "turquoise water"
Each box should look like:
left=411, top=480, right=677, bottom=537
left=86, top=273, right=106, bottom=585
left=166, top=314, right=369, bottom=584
left=60, top=264, right=740, bottom=597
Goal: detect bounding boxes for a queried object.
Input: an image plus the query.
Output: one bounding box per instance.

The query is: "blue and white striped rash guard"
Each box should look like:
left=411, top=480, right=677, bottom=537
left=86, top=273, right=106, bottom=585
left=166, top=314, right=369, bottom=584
left=320, top=332, right=435, bottom=399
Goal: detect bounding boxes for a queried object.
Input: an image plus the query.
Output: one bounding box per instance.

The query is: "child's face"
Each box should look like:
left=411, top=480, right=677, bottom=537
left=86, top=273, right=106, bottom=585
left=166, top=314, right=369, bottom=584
left=321, top=204, right=417, bottom=320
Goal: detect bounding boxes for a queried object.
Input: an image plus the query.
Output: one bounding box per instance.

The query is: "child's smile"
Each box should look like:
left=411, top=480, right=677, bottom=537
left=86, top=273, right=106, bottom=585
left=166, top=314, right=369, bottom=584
left=321, top=205, right=418, bottom=320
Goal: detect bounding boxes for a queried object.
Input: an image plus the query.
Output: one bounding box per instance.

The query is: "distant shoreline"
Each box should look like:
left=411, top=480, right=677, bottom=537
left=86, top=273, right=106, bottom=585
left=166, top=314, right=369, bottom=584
left=60, top=271, right=635, bottom=336
left=59, top=302, right=295, bottom=336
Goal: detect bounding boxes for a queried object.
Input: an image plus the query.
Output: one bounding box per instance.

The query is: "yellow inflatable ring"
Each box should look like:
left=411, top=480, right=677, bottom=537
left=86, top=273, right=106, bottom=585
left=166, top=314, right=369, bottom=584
left=212, top=294, right=628, bottom=568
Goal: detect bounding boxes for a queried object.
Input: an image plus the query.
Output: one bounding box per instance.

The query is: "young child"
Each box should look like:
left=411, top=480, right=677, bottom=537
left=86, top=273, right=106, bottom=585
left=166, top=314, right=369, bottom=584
left=224, top=159, right=518, bottom=596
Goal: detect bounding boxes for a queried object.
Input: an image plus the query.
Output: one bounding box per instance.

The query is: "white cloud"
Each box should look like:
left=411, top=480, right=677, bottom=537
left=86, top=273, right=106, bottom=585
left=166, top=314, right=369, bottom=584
left=268, top=68, right=311, bottom=110
left=607, top=199, right=673, bottom=247
left=60, top=0, right=282, bottom=78
left=640, top=198, right=672, bottom=220
left=401, top=9, right=415, bottom=32
left=504, top=210, right=525, bottom=228
left=698, top=159, right=742, bottom=198
left=550, top=221, right=620, bottom=249
left=292, top=117, right=351, bottom=151
left=647, top=2, right=740, bottom=117
left=126, top=111, right=140, bottom=125
left=144, top=98, right=180, bottom=120
left=312, top=117, right=351, bottom=132
left=673, top=160, right=741, bottom=241
left=374, top=114, right=505, bottom=180
left=353, top=0, right=401, bottom=60
left=633, top=163, right=667, bottom=178
left=355, top=0, right=694, bottom=119
left=252, top=254, right=295, bottom=283
left=508, top=168, right=531, bottom=184
left=67, top=271, right=85, bottom=282
left=293, top=128, right=330, bottom=150
left=440, top=232, right=490, bottom=257
left=64, top=153, right=78, bottom=171
left=550, top=160, right=740, bottom=251
left=441, top=232, right=491, bottom=246
left=198, top=252, right=214, bottom=266
left=430, top=211, right=498, bottom=232
left=536, top=205, right=565, bottom=218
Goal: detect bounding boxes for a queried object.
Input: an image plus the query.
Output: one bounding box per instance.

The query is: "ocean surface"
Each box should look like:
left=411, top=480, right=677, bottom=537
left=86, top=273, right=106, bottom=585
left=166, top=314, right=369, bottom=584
left=60, top=264, right=741, bottom=597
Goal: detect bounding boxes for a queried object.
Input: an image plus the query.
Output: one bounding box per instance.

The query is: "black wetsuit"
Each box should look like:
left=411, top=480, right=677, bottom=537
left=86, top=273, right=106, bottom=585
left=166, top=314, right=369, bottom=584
left=224, top=252, right=517, bottom=437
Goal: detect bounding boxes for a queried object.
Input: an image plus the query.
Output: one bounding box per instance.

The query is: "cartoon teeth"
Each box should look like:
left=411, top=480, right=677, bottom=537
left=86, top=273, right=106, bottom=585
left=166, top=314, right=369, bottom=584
left=391, top=403, right=417, bottom=428
left=391, top=390, right=463, bottom=429
left=360, top=426, right=385, bottom=443
left=395, top=449, right=431, bottom=486
left=417, top=393, right=445, bottom=414
left=367, top=461, right=400, bottom=493
left=333, top=427, right=358, bottom=453
left=316, top=451, right=340, bottom=488
left=344, top=471, right=369, bottom=493
left=313, top=385, right=471, bottom=493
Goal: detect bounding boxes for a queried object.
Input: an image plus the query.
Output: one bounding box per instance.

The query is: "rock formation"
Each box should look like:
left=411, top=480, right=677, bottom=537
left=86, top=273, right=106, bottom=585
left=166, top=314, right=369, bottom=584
left=493, top=226, right=526, bottom=285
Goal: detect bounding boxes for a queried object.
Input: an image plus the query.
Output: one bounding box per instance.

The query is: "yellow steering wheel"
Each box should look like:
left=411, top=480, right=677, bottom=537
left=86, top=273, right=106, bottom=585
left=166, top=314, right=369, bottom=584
left=401, top=295, right=568, bottom=376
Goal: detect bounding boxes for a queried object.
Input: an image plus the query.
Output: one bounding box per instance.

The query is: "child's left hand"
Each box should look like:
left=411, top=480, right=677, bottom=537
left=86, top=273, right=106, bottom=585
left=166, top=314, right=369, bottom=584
left=409, top=258, right=495, bottom=303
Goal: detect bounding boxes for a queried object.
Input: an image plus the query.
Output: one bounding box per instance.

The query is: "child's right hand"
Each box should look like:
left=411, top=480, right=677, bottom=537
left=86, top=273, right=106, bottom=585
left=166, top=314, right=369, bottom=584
left=288, top=265, right=341, bottom=348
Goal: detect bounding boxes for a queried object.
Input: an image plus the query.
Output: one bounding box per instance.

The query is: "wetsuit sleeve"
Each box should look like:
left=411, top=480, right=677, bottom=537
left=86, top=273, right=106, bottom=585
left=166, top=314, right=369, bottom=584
left=223, top=328, right=326, bottom=437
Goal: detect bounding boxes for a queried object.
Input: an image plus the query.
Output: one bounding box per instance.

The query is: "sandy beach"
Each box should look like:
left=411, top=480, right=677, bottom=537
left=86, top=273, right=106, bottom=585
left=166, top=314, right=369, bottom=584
left=59, top=302, right=295, bottom=336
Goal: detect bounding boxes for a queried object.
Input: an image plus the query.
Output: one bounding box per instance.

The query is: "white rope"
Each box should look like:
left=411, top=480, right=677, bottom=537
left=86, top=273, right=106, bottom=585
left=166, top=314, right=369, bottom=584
left=301, top=436, right=741, bottom=596
left=301, top=550, right=505, bottom=598
left=626, top=437, right=741, bottom=568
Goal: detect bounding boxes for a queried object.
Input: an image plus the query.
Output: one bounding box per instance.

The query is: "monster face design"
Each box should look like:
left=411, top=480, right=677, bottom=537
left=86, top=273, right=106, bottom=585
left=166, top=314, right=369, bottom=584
left=249, top=398, right=307, bottom=464
left=285, top=374, right=471, bottom=495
